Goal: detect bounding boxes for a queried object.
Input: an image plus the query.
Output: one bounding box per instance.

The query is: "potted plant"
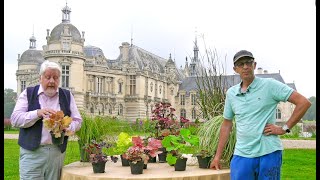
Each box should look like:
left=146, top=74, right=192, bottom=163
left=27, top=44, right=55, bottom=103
left=76, top=112, right=111, bottom=162
left=122, top=136, right=147, bottom=174
left=123, top=136, right=162, bottom=174
left=162, top=128, right=199, bottom=171
left=192, top=149, right=213, bottom=169
left=150, top=102, right=182, bottom=162
left=197, top=115, right=236, bottom=168
left=43, top=110, right=72, bottom=145
left=112, top=132, right=133, bottom=166
left=83, top=140, right=118, bottom=173
left=142, top=136, right=162, bottom=167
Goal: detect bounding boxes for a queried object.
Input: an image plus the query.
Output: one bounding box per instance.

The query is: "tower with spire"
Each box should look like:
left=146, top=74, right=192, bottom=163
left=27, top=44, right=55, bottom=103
left=42, top=3, right=86, bottom=110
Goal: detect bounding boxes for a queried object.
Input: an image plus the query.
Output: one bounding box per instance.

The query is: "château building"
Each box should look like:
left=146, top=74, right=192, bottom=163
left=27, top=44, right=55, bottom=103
left=15, top=4, right=295, bottom=124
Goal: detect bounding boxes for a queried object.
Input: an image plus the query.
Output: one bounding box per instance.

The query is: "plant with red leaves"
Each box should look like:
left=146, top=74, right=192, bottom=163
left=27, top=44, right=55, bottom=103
left=84, top=140, right=118, bottom=164
left=151, top=102, right=181, bottom=140
left=123, top=136, right=162, bottom=164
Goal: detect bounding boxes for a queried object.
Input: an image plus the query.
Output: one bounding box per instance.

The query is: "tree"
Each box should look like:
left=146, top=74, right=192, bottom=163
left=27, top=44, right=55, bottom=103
left=302, top=96, right=316, bottom=120
left=4, top=88, right=17, bottom=118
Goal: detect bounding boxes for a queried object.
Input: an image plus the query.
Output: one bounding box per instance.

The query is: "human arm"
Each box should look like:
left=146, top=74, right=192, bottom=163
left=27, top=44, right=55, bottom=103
left=10, top=90, right=55, bottom=128
left=264, top=91, right=311, bottom=135
left=210, top=119, right=233, bottom=170
left=65, top=92, right=82, bottom=135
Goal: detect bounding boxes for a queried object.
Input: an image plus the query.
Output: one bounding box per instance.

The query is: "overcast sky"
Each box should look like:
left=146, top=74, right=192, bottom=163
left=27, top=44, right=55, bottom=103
left=4, top=0, right=316, bottom=98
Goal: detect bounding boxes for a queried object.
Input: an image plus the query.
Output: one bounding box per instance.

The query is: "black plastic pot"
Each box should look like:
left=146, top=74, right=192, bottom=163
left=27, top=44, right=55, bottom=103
left=174, top=157, right=187, bottom=171
left=129, top=161, right=144, bottom=174
left=158, top=147, right=167, bottom=163
left=197, top=156, right=212, bottom=169
left=120, top=154, right=130, bottom=166
left=51, top=132, right=64, bottom=145
left=148, top=156, right=157, bottom=163
left=92, top=161, right=106, bottom=173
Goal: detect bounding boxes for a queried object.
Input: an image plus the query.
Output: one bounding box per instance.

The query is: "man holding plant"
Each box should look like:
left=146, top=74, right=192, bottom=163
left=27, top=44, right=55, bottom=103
left=210, top=50, right=311, bottom=180
left=11, top=60, right=82, bottom=180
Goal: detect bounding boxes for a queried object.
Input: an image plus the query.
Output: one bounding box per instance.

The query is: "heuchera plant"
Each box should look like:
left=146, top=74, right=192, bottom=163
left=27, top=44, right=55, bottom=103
left=123, top=136, right=162, bottom=164
left=151, top=102, right=181, bottom=140
left=43, top=110, right=72, bottom=138
left=84, top=140, right=118, bottom=164
left=112, top=132, right=133, bottom=156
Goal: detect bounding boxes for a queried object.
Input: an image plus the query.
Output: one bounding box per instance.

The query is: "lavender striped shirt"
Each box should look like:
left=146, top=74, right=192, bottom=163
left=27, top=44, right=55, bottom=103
left=11, top=85, right=82, bottom=145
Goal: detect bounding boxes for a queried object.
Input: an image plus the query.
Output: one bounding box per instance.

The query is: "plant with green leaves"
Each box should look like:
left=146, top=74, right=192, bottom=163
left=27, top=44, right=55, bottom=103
left=76, top=112, right=115, bottom=162
left=197, top=115, right=236, bottom=167
left=191, top=38, right=236, bottom=167
left=194, top=46, right=228, bottom=119
left=112, top=132, right=133, bottom=156
left=162, top=128, right=199, bottom=165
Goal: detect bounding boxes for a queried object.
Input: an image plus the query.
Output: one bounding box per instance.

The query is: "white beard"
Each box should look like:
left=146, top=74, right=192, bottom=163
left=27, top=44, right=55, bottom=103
left=44, top=88, right=57, bottom=97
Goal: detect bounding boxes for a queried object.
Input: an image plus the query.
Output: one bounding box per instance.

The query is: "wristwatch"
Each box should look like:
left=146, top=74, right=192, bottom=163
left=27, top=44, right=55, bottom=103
left=282, top=124, right=291, bottom=133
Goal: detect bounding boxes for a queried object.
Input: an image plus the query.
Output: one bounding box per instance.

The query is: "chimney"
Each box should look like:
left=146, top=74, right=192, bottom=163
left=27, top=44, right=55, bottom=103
left=257, top=67, right=263, bottom=74
left=120, top=42, right=130, bottom=61
left=263, top=70, right=268, bottom=74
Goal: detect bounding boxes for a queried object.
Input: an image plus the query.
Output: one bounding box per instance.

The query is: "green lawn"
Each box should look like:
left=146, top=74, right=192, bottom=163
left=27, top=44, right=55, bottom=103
left=3, top=129, right=20, bottom=134
left=4, top=139, right=316, bottom=180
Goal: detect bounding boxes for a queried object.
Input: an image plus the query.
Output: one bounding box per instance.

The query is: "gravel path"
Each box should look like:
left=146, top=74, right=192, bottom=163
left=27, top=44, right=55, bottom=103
left=4, top=134, right=316, bottom=149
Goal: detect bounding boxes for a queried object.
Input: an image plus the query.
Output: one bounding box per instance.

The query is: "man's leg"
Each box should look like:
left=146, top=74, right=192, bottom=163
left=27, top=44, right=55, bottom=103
left=258, top=150, right=282, bottom=180
left=44, top=145, right=64, bottom=180
left=230, top=155, right=259, bottom=180
left=20, top=147, right=47, bottom=180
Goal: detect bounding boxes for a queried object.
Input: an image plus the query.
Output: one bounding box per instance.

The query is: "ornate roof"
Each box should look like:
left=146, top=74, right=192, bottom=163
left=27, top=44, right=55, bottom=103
left=48, top=4, right=82, bottom=43
left=179, top=73, right=289, bottom=95
left=49, top=23, right=82, bottom=43
left=19, top=49, right=44, bottom=65
left=83, top=45, right=106, bottom=58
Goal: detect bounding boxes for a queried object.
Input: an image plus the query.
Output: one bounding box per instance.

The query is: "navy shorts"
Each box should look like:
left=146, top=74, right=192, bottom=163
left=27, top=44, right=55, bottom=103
left=230, top=150, right=282, bottom=180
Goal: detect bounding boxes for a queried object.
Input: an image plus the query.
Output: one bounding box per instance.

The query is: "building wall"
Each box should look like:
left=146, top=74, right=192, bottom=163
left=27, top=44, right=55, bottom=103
left=15, top=6, right=296, bottom=123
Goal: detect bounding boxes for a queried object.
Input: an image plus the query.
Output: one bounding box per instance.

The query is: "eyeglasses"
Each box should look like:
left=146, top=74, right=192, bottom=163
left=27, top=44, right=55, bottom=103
left=235, top=60, right=254, bottom=68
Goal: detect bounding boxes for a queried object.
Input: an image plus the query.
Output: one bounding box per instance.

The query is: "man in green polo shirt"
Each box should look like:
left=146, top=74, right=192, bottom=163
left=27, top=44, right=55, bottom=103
left=210, top=50, right=311, bottom=180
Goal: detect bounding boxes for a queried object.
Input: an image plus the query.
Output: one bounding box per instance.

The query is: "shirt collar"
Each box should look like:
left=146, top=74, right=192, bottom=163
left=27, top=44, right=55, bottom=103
left=235, top=76, right=259, bottom=95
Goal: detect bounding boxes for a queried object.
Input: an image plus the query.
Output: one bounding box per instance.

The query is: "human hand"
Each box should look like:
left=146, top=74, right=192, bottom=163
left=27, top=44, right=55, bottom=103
left=210, top=157, right=221, bottom=170
left=65, top=129, right=74, bottom=136
left=264, top=123, right=285, bottom=135
left=37, top=108, right=56, bottom=118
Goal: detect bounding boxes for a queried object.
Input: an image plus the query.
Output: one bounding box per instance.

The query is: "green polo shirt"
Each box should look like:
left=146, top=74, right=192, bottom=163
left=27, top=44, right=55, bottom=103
left=224, top=76, right=294, bottom=158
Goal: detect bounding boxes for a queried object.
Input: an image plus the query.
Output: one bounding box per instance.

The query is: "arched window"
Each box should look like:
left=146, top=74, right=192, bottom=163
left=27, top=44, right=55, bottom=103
left=180, top=109, right=186, bottom=118
left=192, top=108, right=196, bottom=120
left=108, top=104, right=112, bottom=114
left=118, top=82, right=122, bottom=93
left=118, top=104, right=123, bottom=115
left=276, top=108, right=281, bottom=119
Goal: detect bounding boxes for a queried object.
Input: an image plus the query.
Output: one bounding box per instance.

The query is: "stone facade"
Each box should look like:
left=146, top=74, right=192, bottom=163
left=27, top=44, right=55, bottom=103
left=15, top=4, right=295, bottom=123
